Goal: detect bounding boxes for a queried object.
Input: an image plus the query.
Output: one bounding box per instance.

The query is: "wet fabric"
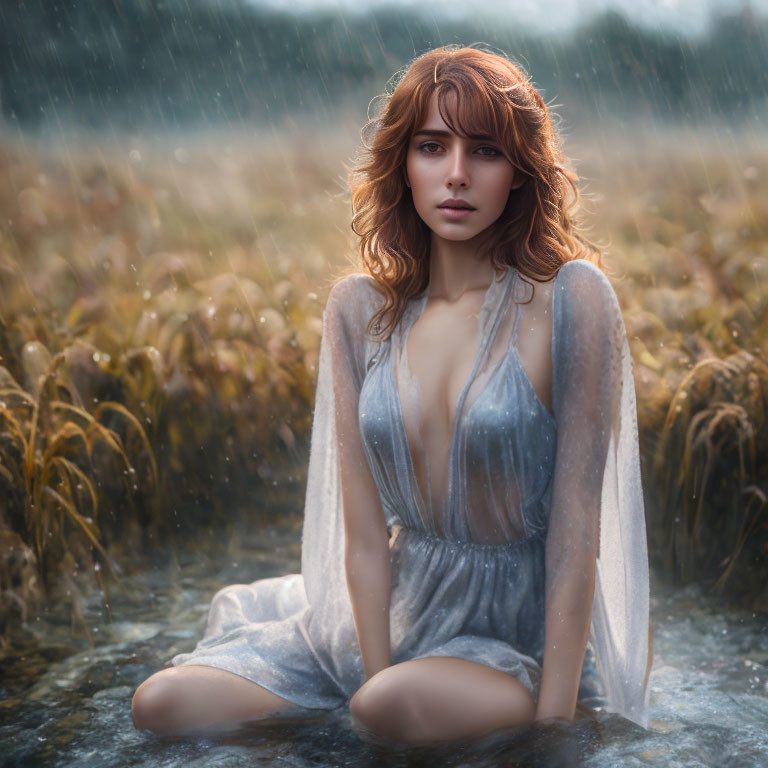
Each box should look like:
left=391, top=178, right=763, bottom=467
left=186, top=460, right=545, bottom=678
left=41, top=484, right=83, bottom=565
left=170, top=261, right=651, bottom=729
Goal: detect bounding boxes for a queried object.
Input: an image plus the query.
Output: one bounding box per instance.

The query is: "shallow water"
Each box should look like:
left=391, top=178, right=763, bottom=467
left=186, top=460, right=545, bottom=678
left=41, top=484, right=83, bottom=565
left=2, top=523, right=767, bottom=768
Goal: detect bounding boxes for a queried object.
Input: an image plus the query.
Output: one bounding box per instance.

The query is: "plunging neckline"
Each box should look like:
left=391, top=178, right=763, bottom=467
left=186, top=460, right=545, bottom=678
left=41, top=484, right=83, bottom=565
left=390, top=267, right=517, bottom=523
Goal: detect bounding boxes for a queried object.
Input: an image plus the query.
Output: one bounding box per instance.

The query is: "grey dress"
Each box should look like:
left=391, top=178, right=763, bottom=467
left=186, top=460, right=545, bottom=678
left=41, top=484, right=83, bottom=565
left=171, top=261, right=651, bottom=729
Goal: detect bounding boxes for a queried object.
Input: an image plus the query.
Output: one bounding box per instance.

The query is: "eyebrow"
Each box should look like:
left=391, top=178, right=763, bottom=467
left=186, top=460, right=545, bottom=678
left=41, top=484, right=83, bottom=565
left=412, top=128, right=498, bottom=142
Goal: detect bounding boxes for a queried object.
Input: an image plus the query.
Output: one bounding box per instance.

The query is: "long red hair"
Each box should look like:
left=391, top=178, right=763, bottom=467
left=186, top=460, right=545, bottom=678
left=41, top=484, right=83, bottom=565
left=343, top=43, right=602, bottom=342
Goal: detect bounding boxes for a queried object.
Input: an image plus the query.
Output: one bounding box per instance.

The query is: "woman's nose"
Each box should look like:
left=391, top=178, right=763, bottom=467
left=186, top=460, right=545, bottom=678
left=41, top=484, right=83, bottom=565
left=446, top=148, right=469, bottom=188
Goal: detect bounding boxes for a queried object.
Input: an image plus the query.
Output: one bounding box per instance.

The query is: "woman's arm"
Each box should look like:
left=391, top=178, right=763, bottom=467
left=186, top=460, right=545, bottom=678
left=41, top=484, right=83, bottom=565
left=344, top=526, right=392, bottom=681
left=325, top=279, right=392, bottom=682
left=339, top=366, right=392, bottom=679
left=534, top=529, right=597, bottom=721
left=534, top=261, right=621, bottom=722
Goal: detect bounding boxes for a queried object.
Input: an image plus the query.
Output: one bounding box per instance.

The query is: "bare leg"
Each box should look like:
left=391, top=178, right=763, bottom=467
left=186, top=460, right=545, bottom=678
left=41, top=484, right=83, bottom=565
left=132, top=665, right=303, bottom=734
left=349, top=656, right=537, bottom=747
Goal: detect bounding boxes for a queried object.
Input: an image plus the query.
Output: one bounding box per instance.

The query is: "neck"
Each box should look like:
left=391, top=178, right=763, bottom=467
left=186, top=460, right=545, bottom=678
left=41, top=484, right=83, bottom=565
left=427, top=230, right=496, bottom=303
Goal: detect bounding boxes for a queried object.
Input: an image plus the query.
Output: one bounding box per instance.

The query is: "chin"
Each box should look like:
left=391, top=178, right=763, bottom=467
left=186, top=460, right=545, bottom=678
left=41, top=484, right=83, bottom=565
left=429, top=224, right=487, bottom=241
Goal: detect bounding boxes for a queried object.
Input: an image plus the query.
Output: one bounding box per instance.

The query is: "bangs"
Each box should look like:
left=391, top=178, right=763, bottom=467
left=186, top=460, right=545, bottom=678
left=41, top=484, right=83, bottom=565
left=436, top=83, right=503, bottom=142
left=405, top=64, right=513, bottom=158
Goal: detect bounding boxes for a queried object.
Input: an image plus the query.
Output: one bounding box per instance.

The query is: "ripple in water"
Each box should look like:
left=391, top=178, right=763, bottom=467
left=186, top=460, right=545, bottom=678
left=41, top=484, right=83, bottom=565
left=2, top=527, right=767, bottom=767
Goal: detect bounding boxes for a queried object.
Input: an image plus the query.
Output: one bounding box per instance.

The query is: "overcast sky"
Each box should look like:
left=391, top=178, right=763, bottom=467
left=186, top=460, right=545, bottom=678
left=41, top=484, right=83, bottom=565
left=251, top=0, right=764, bottom=37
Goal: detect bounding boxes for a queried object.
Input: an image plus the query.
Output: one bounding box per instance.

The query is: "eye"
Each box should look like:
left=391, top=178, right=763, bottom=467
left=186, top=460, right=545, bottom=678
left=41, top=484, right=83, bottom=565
left=418, top=141, right=442, bottom=154
left=477, top=146, right=502, bottom=157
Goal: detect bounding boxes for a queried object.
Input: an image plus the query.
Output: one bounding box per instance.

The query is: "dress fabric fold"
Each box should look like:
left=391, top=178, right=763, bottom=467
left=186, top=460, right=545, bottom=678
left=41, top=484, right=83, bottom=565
left=170, top=260, right=651, bottom=729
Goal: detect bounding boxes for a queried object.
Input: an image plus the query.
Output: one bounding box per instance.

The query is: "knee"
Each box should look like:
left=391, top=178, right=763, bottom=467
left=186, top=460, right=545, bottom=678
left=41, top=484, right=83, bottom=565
left=349, top=674, right=419, bottom=746
left=519, top=689, right=537, bottom=724
left=349, top=684, right=376, bottom=731
left=132, top=669, right=181, bottom=732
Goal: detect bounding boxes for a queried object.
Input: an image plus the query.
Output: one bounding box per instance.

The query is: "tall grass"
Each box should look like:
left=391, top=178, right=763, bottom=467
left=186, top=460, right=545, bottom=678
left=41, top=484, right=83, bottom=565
left=0, top=119, right=766, bottom=649
left=578, top=127, right=768, bottom=609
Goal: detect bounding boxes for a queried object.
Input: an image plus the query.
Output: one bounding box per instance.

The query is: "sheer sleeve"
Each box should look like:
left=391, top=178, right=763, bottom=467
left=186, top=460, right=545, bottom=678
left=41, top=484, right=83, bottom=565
left=542, top=259, right=651, bottom=728
left=299, top=273, right=384, bottom=691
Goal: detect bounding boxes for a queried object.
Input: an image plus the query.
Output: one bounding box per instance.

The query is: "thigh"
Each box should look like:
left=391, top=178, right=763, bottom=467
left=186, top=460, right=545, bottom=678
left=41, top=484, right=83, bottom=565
left=132, top=664, right=304, bottom=734
left=350, top=656, right=536, bottom=746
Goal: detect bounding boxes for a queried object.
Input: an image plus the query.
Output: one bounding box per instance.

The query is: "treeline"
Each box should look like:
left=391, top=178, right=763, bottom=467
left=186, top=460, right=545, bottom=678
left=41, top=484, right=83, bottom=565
left=0, top=0, right=766, bottom=132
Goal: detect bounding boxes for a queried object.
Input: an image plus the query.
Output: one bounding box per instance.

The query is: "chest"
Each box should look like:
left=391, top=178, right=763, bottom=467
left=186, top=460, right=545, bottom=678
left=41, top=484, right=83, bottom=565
left=358, top=273, right=558, bottom=522
left=403, top=280, right=554, bottom=431
left=404, top=299, right=485, bottom=430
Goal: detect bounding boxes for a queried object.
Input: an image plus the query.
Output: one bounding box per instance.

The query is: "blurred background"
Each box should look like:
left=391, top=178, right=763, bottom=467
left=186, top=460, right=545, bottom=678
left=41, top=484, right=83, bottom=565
left=1, top=1, right=767, bottom=764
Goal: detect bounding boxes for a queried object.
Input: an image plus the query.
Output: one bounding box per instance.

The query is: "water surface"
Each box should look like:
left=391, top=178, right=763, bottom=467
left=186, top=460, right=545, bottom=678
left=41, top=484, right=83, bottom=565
left=2, top=522, right=767, bottom=767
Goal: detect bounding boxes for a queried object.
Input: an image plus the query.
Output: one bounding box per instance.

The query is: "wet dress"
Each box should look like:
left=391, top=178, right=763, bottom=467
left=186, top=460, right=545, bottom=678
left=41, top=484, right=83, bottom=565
left=170, top=261, right=651, bottom=729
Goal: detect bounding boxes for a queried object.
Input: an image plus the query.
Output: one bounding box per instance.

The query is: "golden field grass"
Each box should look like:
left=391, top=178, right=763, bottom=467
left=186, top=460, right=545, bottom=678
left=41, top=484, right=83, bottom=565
left=0, top=117, right=766, bottom=648
left=576, top=127, right=768, bottom=609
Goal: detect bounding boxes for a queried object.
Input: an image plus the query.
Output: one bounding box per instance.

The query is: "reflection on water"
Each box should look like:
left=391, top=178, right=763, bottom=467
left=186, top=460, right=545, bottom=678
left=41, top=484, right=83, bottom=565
left=2, top=523, right=767, bottom=768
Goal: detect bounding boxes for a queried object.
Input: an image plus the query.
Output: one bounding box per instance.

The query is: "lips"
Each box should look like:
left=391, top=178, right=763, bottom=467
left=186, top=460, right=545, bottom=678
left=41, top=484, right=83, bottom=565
left=438, top=198, right=476, bottom=210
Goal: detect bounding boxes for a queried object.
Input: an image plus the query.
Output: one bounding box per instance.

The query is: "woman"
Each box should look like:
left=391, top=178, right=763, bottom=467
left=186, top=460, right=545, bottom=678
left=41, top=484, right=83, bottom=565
left=132, top=44, right=652, bottom=745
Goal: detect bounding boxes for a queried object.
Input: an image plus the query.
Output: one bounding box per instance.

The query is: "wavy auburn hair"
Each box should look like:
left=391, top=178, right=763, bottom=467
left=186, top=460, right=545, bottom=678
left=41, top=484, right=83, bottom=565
left=344, top=43, right=602, bottom=342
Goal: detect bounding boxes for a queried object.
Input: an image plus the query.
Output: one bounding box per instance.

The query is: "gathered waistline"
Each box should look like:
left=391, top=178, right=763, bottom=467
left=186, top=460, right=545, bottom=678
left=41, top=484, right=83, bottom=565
left=389, top=523, right=545, bottom=553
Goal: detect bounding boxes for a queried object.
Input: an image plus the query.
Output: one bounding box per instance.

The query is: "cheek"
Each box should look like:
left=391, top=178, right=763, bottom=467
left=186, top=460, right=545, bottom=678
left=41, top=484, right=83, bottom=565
left=407, top=156, right=431, bottom=191
left=487, top=172, right=515, bottom=208
left=408, top=166, right=436, bottom=211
